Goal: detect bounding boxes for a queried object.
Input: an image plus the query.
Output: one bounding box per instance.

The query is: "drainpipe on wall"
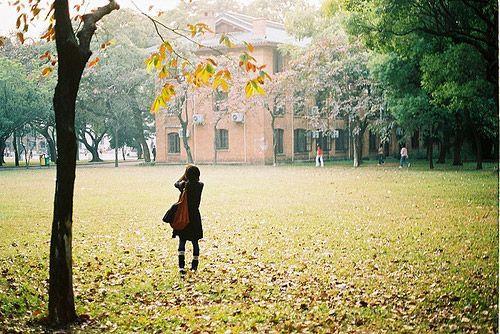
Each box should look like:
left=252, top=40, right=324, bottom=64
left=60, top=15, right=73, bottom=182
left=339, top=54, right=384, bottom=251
left=348, top=117, right=351, bottom=160
left=243, top=116, right=247, bottom=163
left=192, top=95, right=196, bottom=163
left=291, top=112, right=294, bottom=162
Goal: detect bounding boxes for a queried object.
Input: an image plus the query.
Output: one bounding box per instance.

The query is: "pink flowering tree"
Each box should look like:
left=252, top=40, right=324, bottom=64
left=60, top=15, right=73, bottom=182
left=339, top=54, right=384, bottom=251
left=291, top=22, right=383, bottom=167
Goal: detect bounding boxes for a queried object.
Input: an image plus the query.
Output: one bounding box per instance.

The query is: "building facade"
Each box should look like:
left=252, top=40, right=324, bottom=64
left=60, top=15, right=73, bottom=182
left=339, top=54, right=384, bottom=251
left=155, top=12, right=405, bottom=165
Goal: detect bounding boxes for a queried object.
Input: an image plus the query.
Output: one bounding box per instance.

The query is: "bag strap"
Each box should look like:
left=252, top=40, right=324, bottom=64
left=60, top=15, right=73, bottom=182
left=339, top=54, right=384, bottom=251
left=178, top=186, right=187, bottom=203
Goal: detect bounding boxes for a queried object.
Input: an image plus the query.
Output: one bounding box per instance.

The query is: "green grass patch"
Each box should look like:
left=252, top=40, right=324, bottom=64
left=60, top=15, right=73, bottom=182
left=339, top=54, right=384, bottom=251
left=0, top=164, right=498, bottom=332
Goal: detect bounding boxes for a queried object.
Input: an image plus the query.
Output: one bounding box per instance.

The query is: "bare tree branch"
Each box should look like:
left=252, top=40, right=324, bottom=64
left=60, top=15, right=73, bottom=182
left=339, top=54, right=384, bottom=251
left=77, top=0, right=120, bottom=56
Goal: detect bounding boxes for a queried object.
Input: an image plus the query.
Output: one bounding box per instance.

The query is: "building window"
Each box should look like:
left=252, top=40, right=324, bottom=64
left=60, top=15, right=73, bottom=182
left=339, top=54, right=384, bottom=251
left=274, top=128, right=284, bottom=154
left=336, top=129, right=347, bottom=152
left=273, top=49, right=284, bottom=73
left=369, top=130, right=377, bottom=152
left=168, top=132, right=180, bottom=153
left=318, top=132, right=331, bottom=151
left=293, top=91, right=305, bottom=116
left=274, top=100, right=285, bottom=116
left=294, top=128, right=308, bottom=153
left=216, top=129, right=229, bottom=150
left=214, top=89, right=228, bottom=112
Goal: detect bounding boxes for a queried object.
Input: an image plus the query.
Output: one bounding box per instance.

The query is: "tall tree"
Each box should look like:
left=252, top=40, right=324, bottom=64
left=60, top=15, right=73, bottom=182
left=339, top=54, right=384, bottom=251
left=0, top=57, right=42, bottom=166
left=334, top=0, right=498, bottom=169
left=421, top=43, right=497, bottom=169
left=9, top=0, right=270, bottom=326
left=291, top=21, right=382, bottom=166
left=48, top=0, right=119, bottom=325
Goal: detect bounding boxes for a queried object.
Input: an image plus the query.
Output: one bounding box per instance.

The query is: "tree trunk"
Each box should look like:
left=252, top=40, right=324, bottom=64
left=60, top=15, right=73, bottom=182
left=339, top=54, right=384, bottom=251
left=78, top=135, right=102, bottom=162
left=20, top=135, right=31, bottom=169
left=47, top=135, right=57, bottom=163
left=452, top=134, right=463, bottom=166
left=89, top=146, right=101, bottom=162
left=132, top=107, right=150, bottom=162
left=437, top=138, right=447, bottom=164
left=353, top=134, right=360, bottom=167
left=13, top=131, right=19, bottom=167
left=472, top=130, right=483, bottom=170
left=114, top=127, right=118, bottom=168
left=141, top=142, right=150, bottom=162
left=37, top=125, right=56, bottom=162
left=0, top=137, right=5, bottom=165
left=353, top=132, right=364, bottom=168
left=179, top=99, right=193, bottom=164
left=452, top=112, right=463, bottom=165
left=49, top=0, right=119, bottom=327
left=49, top=40, right=81, bottom=330
left=136, top=143, right=143, bottom=159
left=494, top=136, right=499, bottom=163
left=428, top=137, right=434, bottom=169
left=213, top=124, right=218, bottom=165
left=122, top=147, right=126, bottom=161
left=181, top=125, right=193, bottom=164
left=464, top=110, right=483, bottom=170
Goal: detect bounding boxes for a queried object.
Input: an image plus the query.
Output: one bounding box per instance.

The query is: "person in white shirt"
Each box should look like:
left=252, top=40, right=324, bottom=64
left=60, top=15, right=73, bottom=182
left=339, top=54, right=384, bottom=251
left=399, top=144, right=410, bottom=168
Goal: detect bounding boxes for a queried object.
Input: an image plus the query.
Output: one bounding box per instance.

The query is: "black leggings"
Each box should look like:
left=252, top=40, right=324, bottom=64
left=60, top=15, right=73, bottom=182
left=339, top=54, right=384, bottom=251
left=178, top=238, right=200, bottom=256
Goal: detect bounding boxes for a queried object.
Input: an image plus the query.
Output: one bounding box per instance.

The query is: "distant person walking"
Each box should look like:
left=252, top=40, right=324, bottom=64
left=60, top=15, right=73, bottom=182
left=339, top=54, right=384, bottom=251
left=173, top=165, right=204, bottom=277
left=377, top=144, right=385, bottom=165
left=399, top=144, right=410, bottom=168
left=152, top=144, right=156, bottom=161
left=316, top=144, right=324, bottom=167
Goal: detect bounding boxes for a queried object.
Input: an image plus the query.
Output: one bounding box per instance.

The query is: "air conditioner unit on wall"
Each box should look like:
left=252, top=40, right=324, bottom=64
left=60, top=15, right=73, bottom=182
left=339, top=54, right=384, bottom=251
left=178, top=128, right=190, bottom=138
left=232, top=112, right=244, bottom=123
left=193, top=114, right=204, bottom=125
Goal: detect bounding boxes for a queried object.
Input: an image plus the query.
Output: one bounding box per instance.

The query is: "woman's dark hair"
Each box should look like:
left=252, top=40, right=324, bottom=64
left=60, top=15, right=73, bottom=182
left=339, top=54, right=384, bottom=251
left=181, top=164, right=200, bottom=182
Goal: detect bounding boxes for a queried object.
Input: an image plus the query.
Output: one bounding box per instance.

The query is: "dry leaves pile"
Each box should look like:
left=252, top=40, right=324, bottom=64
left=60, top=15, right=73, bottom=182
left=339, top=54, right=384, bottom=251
left=0, top=164, right=497, bottom=333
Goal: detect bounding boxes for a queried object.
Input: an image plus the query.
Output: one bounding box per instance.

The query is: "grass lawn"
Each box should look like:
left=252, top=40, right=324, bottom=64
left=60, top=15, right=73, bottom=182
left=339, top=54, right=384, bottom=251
left=0, top=163, right=498, bottom=333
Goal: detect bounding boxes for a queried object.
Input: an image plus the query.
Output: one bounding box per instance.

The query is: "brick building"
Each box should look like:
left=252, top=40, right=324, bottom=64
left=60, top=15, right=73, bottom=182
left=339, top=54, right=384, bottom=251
left=155, top=12, right=406, bottom=164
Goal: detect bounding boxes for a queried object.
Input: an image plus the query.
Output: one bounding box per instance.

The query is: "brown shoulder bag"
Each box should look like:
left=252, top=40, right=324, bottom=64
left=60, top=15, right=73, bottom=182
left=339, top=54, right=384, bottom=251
left=170, top=188, right=190, bottom=230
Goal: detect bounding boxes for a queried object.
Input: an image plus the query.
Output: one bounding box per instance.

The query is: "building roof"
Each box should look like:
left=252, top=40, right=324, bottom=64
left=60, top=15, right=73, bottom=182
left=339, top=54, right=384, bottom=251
left=196, top=11, right=309, bottom=51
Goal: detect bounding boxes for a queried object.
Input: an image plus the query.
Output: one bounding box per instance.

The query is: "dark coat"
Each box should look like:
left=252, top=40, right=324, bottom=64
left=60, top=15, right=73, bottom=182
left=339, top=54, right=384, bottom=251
left=172, top=180, right=204, bottom=241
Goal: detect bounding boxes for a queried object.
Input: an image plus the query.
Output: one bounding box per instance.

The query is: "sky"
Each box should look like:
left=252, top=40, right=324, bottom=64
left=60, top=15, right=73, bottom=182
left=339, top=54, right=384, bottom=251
left=0, top=0, right=181, bottom=35
left=0, top=0, right=322, bottom=36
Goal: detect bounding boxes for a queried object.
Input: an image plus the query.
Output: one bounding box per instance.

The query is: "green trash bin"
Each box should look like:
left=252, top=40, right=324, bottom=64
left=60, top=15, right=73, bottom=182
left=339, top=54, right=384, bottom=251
left=45, top=157, right=50, bottom=166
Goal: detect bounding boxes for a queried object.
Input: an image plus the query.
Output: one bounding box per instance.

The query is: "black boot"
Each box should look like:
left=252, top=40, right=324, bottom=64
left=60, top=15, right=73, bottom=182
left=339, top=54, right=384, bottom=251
left=178, top=251, right=186, bottom=277
left=191, top=255, right=199, bottom=272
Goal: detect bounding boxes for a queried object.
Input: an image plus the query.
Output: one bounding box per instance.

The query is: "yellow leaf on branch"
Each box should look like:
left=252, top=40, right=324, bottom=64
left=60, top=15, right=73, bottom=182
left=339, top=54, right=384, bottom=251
left=151, top=83, right=176, bottom=113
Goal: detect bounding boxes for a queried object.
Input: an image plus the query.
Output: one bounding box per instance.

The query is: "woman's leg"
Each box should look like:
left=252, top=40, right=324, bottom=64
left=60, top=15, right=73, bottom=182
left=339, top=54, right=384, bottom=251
left=191, top=240, right=200, bottom=271
left=178, top=238, right=187, bottom=275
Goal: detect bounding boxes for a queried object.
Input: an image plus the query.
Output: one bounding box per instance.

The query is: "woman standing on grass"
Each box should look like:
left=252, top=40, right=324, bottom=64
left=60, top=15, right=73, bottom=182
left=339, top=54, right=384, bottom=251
left=173, top=165, right=204, bottom=277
